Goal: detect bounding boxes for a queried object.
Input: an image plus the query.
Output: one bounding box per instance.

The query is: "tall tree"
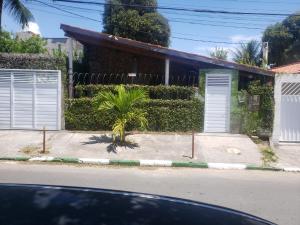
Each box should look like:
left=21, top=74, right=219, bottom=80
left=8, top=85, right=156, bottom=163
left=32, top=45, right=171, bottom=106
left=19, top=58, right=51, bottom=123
left=103, top=0, right=170, bottom=47
left=262, top=12, right=300, bottom=66
left=209, top=47, right=228, bottom=60
left=0, top=0, right=34, bottom=30
left=233, top=40, right=261, bottom=66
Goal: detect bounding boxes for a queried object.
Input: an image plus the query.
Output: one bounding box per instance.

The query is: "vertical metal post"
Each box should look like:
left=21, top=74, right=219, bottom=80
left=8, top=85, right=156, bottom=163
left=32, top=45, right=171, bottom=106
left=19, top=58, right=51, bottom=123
left=262, top=42, right=269, bottom=69
left=42, top=126, right=46, bottom=153
left=68, top=38, right=74, bottom=98
left=192, top=131, right=195, bottom=159
left=165, top=58, right=170, bottom=86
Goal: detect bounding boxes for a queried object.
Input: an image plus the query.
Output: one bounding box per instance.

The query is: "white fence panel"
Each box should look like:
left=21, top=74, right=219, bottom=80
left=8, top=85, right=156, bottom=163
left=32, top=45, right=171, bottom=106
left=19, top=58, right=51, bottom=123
left=0, top=69, right=61, bottom=130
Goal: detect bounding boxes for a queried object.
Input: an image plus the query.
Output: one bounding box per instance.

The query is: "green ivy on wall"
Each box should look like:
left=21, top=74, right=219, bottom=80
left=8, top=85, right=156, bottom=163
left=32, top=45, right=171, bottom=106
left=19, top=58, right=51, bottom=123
left=240, top=80, right=274, bottom=137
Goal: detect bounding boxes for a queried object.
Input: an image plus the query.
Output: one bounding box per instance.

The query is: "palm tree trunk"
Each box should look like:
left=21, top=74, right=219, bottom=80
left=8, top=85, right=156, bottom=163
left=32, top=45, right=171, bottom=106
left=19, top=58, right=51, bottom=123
left=0, top=0, right=3, bottom=31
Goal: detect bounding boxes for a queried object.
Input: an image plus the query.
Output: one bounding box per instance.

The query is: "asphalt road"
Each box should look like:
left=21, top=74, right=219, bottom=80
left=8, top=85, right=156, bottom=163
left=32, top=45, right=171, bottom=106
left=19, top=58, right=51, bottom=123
left=0, top=162, right=299, bottom=225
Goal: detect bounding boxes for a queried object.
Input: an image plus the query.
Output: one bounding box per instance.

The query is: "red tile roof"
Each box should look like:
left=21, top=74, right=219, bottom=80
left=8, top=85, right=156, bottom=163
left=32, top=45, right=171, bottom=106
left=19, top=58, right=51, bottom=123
left=272, top=61, right=300, bottom=74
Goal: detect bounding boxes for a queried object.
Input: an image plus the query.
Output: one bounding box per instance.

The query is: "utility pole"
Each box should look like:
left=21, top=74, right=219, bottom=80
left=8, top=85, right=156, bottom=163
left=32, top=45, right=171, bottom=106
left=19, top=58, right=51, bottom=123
left=262, top=42, right=269, bottom=69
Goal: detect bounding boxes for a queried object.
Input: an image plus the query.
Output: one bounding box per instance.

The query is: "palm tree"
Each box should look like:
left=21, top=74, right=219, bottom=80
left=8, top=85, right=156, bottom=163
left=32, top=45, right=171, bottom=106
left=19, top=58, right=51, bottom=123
left=94, top=85, right=149, bottom=143
left=233, top=40, right=261, bottom=66
left=210, top=47, right=228, bottom=60
left=0, top=0, right=34, bottom=30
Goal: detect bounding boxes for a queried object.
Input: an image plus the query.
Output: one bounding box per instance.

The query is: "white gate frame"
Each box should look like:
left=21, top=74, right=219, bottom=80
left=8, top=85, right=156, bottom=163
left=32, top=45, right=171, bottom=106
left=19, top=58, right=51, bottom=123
left=272, top=73, right=300, bottom=145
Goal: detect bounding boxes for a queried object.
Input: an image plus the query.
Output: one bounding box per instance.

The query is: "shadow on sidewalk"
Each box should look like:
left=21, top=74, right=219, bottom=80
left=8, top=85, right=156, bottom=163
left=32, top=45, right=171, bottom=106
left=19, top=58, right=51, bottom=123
left=81, top=135, right=139, bottom=154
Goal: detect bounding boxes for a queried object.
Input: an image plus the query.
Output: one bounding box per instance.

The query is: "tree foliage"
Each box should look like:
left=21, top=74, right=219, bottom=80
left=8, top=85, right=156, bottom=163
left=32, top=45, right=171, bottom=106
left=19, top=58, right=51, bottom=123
left=233, top=40, right=261, bottom=66
left=262, top=12, right=300, bottom=66
left=0, top=30, right=46, bottom=53
left=103, top=0, right=170, bottom=46
left=1, top=0, right=34, bottom=28
left=93, top=85, right=149, bottom=142
left=209, top=47, right=228, bottom=60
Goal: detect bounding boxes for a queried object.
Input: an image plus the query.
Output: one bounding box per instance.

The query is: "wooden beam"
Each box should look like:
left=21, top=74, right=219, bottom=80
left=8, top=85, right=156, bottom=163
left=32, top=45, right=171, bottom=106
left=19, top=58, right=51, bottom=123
left=68, top=38, right=73, bottom=98
left=165, top=58, right=170, bottom=85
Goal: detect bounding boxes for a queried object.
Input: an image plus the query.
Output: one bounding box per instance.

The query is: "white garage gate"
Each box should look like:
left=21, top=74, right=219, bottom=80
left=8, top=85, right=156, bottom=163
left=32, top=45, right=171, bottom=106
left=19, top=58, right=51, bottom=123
left=0, top=69, right=61, bottom=130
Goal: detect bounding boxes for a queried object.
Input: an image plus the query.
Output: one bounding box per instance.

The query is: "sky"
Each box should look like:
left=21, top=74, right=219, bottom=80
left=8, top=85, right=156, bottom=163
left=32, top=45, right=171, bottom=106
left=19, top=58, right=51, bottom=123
left=3, top=0, right=299, bottom=57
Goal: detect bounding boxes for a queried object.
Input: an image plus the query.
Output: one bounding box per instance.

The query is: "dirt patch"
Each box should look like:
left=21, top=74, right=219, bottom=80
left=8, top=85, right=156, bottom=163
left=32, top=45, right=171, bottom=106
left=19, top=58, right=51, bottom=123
left=19, top=144, right=51, bottom=156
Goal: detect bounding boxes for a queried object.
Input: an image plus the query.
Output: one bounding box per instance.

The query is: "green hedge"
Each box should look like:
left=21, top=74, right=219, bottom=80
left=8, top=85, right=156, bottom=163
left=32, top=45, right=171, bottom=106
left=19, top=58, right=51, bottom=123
left=74, top=84, right=195, bottom=100
left=65, top=98, right=203, bottom=132
left=0, top=53, right=66, bottom=73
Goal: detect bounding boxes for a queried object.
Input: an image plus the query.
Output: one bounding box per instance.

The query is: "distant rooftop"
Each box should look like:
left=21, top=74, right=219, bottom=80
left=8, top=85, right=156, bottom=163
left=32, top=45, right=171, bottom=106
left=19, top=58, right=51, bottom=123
left=272, top=61, right=300, bottom=74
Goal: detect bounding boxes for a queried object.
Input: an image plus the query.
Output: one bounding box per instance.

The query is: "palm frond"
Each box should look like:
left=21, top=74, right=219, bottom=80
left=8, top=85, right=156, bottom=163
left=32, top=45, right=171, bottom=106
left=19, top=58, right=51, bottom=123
left=94, top=85, right=149, bottom=142
left=4, top=0, right=34, bottom=28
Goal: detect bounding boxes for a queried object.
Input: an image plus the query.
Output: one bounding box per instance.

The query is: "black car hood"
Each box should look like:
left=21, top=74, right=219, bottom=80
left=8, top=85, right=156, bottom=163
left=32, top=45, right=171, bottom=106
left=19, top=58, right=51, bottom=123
left=0, top=184, right=275, bottom=225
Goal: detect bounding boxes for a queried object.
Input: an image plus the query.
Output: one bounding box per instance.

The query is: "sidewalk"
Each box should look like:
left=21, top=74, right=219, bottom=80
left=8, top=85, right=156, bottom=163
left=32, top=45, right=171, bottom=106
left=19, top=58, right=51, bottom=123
left=0, top=130, right=262, bottom=164
left=0, top=130, right=299, bottom=171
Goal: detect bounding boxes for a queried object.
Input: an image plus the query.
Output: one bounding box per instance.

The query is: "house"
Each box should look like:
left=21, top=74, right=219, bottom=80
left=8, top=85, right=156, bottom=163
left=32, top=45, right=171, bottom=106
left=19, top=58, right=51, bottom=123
left=44, top=38, right=83, bottom=55
left=271, top=61, right=300, bottom=74
left=271, top=61, right=300, bottom=143
left=61, top=24, right=275, bottom=134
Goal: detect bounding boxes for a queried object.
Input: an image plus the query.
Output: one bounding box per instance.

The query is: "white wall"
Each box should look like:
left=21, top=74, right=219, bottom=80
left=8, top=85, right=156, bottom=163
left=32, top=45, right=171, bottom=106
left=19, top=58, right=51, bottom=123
left=272, top=73, right=300, bottom=145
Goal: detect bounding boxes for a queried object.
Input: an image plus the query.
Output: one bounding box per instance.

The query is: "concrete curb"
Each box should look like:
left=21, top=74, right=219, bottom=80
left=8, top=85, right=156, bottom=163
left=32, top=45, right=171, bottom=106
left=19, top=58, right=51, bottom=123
left=0, top=157, right=298, bottom=172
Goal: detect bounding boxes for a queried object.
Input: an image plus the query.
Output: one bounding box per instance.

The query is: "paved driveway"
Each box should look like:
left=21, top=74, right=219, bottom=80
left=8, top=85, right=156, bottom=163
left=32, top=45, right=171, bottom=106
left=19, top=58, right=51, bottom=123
left=0, top=130, right=262, bottom=165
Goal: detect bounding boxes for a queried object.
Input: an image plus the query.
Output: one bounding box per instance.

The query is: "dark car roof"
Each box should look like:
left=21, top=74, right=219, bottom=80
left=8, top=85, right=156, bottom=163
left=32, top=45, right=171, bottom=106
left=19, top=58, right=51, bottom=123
left=0, top=184, right=275, bottom=225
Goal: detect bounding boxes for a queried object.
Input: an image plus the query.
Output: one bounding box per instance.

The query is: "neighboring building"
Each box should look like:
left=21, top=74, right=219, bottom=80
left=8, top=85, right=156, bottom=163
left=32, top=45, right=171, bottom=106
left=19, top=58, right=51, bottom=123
left=61, top=24, right=275, bottom=134
left=16, top=31, right=83, bottom=55
left=44, top=38, right=83, bottom=55
left=271, top=61, right=300, bottom=74
left=272, top=61, right=300, bottom=143
left=16, top=31, right=37, bottom=40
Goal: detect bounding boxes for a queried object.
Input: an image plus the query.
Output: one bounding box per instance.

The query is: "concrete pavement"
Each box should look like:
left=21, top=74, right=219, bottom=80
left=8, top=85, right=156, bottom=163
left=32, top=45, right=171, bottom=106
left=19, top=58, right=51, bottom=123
left=0, top=162, right=299, bottom=225
left=0, top=130, right=262, bottom=165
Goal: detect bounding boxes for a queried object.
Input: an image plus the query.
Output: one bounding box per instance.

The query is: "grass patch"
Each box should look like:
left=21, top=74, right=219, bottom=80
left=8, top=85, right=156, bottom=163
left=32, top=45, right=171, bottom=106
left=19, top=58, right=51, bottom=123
left=260, top=147, right=278, bottom=167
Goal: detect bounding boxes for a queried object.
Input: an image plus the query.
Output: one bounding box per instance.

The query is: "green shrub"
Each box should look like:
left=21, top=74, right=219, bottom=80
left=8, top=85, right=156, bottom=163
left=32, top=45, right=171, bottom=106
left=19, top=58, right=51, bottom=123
left=65, top=98, right=203, bottom=132
left=74, top=84, right=195, bottom=100
left=240, top=80, right=274, bottom=136
left=0, top=53, right=66, bottom=72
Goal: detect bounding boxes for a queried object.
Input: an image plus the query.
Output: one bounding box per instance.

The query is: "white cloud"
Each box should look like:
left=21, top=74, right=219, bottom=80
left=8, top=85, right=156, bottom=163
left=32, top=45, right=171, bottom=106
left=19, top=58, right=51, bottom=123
left=230, top=34, right=261, bottom=43
left=23, top=22, right=41, bottom=36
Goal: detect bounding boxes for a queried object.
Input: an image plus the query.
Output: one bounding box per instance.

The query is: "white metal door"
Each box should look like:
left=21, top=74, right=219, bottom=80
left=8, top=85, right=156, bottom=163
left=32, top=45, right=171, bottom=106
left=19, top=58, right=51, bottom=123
left=0, top=69, right=61, bottom=130
left=204, top=73, right=231, bottom=132
left=280, top=82, right=300, bottom=142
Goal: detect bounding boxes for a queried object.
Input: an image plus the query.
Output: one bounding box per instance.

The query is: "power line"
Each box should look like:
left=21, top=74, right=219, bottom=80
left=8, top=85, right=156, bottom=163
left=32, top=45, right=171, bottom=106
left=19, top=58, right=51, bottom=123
left=53, top=0, right=299, bottom=17
left=44, top=2, right=281, bottom=25
left=32, top=0, right=101, bottom=22
left=169, top=19, right=264, bottom=30
left=172, top=36, right=245, bottom=45
left=28, top=6, right=101, bottom=21
left=30, top=1, right=297, bottom=44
